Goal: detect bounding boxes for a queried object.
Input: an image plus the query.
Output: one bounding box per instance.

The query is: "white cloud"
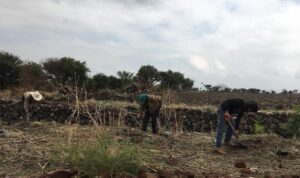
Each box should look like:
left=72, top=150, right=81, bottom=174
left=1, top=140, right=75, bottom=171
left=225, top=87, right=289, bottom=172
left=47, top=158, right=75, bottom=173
left=189, top=56, right=210, bottom=73
left=1, top=0, right=300, bottom=90
left=214, top=60, right=227, bottom=72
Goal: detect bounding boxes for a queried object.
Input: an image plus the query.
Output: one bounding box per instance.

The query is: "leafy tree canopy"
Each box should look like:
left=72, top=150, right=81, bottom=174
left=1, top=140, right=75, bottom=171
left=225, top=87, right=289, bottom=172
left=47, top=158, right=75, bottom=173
left=43, top=57, right=89, bottom=86
left=0, top=51, right=23, bottom=89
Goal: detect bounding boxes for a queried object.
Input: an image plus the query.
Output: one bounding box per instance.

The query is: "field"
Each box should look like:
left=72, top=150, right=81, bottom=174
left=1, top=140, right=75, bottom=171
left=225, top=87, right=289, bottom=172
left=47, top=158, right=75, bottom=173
left=1, top=90, right=300, bottom=177
left=0, top=121, right=299, bottom=178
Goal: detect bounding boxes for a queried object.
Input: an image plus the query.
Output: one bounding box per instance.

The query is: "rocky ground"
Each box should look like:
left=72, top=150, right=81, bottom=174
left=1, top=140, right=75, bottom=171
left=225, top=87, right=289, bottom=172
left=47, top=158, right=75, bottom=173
left=0, top=121, right=299, bottom=178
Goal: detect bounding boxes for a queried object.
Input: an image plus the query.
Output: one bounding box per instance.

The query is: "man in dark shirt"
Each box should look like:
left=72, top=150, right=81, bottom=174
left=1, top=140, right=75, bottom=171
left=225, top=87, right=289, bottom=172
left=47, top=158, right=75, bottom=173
left=215, top=98, right=258, bottom=155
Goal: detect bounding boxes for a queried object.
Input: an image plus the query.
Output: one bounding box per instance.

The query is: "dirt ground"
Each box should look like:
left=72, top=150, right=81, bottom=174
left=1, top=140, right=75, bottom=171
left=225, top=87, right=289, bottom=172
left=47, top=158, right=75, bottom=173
left=0, top=121, right=300, bottom=178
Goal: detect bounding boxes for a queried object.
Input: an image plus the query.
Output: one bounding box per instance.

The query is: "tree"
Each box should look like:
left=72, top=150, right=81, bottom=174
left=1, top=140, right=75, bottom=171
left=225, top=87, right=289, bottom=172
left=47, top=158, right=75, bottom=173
left=0, top=51, right=23, bottom=89
left=204, top=84, right=212, bottom=91
left=159, top=70, right=179, bottom=89
left=281, top=89, right=288, bottom=94
left=159, top=70, right=194, bottom=90
left=19, top=62, right=46, bottom=90
left=247, top=88, right=261, bottom=94
left=180, top=77, right=194, bottom=90
left=211, top=85, right=221, bottom=92
left=136, top=65, right=159, bottom=88
left=43, top=57, right=89, bottom=86
left=92, top=73, right=110, bottom=90
left=92, top=73, right=122, bottom=90
left=107, top=76, right=122, bottom=89
left=117, top=71, right=134, bottom=88
left=223, top=87, right=232, bottom=92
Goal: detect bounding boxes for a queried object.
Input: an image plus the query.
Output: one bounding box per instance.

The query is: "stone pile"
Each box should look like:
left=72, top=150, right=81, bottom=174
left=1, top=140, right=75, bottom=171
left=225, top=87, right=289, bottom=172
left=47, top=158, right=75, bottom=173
left=0, top=99, right=294, bottom=135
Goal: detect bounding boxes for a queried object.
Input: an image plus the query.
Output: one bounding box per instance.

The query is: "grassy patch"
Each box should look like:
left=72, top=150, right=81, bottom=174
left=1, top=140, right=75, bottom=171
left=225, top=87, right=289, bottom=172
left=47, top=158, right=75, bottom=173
left=59, top=130, right=143, bottom=177
left=293, top=105, right=300, bottom=113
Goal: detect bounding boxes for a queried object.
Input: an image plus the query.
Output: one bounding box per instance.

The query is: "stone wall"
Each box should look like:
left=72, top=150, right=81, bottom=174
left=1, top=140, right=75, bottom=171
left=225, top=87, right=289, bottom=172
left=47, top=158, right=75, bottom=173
left=0, top=99, right=293, bottom=136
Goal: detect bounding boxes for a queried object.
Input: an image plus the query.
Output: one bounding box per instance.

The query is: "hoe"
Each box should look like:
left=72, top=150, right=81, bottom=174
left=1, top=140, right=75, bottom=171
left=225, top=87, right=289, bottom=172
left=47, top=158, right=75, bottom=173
left=227, top=120, right=248, bottom=149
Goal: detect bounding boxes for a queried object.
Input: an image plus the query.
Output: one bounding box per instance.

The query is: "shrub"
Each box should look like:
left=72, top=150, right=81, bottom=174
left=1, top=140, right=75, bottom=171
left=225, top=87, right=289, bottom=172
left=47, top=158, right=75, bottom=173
left=254, top=119, right=264, bottom=134
left=63, top=133, right=143, bottom=177
left=284, top=114, right=300, bottom=139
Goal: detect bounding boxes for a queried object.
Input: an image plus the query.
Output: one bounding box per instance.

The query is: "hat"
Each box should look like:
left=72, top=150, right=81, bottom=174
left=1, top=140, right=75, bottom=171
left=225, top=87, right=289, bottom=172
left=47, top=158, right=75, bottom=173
left=24, top=91, right=43, bottom=101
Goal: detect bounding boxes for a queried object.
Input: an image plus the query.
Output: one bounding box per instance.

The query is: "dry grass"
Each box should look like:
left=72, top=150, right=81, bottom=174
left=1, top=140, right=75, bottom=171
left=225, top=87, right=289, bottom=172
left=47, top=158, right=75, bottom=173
left=0, top=90, right=12, bottom=100
left=0, top=121, right=300, bottom=177
left=80, top=99, right=137, bottom=110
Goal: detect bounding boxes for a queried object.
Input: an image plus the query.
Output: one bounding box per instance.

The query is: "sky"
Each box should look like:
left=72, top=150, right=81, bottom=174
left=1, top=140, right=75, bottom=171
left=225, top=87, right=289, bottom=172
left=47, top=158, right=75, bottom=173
left=1, top=0, right=300, bottom=91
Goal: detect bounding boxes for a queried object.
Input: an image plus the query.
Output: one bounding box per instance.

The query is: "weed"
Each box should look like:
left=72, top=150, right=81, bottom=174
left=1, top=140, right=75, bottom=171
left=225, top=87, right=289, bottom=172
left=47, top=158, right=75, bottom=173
left=62, top=132, right=143, bottom=177
left=254, top=119, right=265, bottom=134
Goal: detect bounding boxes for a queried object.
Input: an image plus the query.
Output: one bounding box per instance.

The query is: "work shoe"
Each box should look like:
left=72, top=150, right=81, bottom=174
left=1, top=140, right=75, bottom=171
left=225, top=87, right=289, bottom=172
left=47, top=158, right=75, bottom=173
left=215, top=147, right=226, bottom=155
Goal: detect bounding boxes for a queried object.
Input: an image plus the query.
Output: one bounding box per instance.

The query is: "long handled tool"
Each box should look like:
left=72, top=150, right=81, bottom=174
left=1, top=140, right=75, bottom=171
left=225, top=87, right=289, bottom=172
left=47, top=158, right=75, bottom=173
left=227, top=120, right=248, bottom=149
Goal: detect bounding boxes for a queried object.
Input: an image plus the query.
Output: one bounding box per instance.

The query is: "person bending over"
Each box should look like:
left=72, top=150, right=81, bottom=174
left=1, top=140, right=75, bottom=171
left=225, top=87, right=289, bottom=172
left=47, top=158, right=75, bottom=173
left=215, top=98, right=258, bottom=155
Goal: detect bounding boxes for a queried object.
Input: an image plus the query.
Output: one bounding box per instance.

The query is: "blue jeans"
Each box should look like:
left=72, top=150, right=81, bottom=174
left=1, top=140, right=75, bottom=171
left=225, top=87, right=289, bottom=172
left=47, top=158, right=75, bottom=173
left=216, top=108, right=234, bottom=148
left=142, top=111, right=159, bottom=134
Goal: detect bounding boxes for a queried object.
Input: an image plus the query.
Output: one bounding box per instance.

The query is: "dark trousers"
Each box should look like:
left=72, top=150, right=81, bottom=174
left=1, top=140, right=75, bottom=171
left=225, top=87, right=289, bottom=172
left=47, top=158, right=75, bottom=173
left=142, top=111, right=159, bottom=134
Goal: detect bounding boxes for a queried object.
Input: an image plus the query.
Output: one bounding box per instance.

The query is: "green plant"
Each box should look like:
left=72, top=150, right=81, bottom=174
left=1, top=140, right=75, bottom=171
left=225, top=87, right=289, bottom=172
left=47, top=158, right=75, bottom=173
left=284, top=114, right=300, bottom=139
left=293, top=105, right=300, bottom=113
left=254, top=119, right=264, bottom=134
left=63, top=133, right=143, bottom=177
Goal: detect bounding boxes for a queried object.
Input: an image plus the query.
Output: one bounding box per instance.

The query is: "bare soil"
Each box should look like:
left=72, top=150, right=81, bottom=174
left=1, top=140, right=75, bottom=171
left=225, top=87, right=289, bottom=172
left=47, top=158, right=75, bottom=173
left=0, top=121, right=300, bottom=177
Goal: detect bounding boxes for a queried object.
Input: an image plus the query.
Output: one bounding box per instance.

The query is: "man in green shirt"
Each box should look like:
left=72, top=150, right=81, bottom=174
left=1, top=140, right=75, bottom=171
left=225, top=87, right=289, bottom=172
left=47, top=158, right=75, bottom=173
left=139, top=94, right=162, bottom=134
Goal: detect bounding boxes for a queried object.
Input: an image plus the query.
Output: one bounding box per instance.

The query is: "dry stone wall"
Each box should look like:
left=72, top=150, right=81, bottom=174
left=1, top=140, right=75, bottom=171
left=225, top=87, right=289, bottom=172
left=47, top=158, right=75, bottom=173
left=0, top=99, right=293, bottom=136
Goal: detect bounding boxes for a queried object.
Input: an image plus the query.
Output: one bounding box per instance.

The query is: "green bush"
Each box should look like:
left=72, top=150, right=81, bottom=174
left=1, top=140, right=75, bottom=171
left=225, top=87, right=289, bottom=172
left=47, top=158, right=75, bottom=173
left=284, top=114, right=300, bottom=139
left=63, top=134, right=143, bottom=177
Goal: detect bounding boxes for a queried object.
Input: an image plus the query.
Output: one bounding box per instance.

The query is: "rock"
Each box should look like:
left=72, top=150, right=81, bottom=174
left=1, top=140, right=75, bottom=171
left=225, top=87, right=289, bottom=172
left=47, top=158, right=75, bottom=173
left=138, top=170, right=158, bottom=178
left=138, top=170, right=147, bottom=178
left=240, top=168, right=252, bottom=175
left=234, top=160, right=247, bottom=168
left=116, top=172, right=135, bottom=178
left=0, top=98, right=296, bottom=136
left=38, top=169, right=78, bottom=178
left=0, top=174, right=9, bottom=178
left=157, top=169, right=175, bottom=178
left=29, top=121, right=44, bottom=127
left=174, top=170, right=195, bottom=178
left=97, top=170, right=113, bottom=178
left=277, top=150, right=289, bottom=156
left=264, top=174, right=273, bottom=178
left=165, top=157, right=179, bottom=166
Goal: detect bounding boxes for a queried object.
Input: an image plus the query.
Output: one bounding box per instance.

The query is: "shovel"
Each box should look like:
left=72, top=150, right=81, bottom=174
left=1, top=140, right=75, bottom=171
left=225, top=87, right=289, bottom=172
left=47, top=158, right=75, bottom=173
left=227, top=120, right=248, bottom=149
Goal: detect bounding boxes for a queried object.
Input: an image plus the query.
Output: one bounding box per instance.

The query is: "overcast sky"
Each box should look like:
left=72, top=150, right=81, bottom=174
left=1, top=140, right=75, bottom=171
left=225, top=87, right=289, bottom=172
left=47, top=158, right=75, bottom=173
left=1, top=0, right=300, bottom=91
